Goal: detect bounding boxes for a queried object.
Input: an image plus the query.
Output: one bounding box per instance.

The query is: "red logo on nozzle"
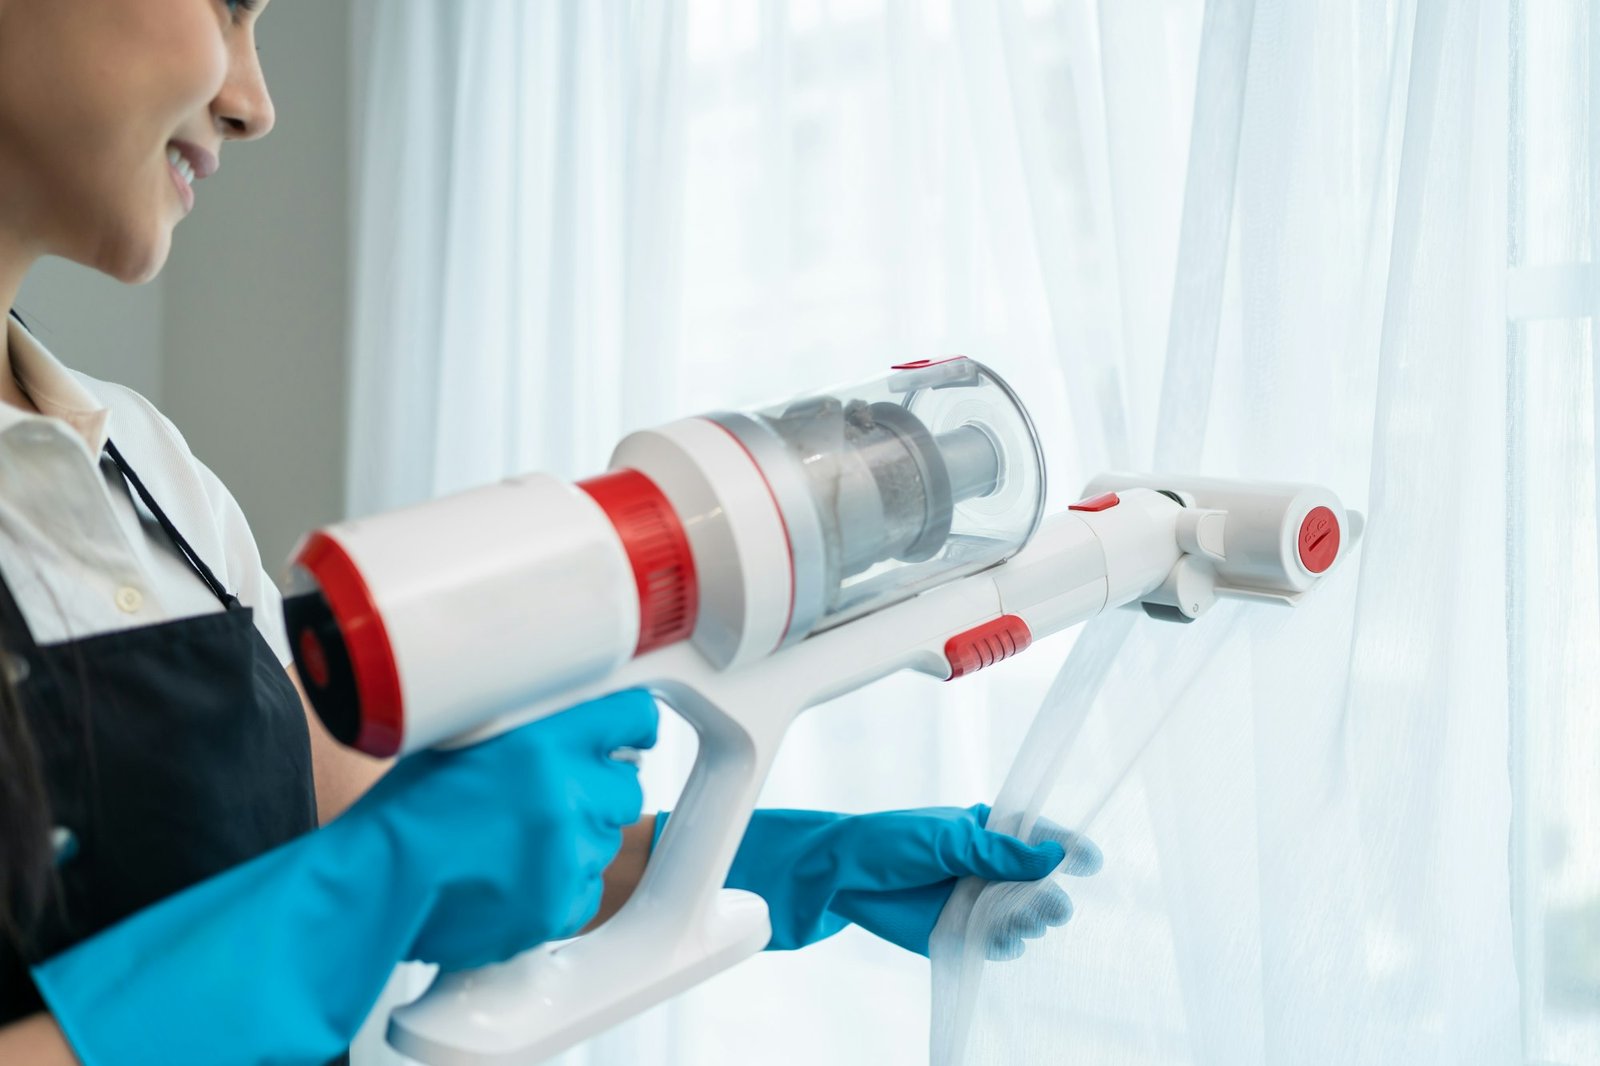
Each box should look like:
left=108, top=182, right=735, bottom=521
left=1298, top=507, right=1340, bottom=574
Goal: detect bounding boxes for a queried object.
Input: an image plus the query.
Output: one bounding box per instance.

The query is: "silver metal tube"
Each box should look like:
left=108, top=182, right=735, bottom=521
left=938, top=425, right=1001, bottom=503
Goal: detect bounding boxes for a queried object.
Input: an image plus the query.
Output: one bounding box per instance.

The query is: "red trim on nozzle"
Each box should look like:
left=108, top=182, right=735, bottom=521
left=579, top=470, right=699, bottom=655
left=293, top=532, right=406, bottom=757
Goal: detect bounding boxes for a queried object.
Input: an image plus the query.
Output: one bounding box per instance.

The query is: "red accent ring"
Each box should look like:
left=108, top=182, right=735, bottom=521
left=293, top=532, right=405, bottom=757
left=1297, top=506, right=1341, bottom=574
left=579, top=470, right=699, bottom=655
left=944, top=615, right=1034, bottom=680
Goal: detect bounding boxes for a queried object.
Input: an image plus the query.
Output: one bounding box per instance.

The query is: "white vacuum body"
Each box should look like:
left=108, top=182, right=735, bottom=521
left=280, top=357, right=1362, bottom=1063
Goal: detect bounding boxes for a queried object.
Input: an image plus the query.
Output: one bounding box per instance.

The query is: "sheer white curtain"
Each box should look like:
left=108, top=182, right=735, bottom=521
left=929, top=1, right=1599, bottom=1064
left=346, top=1, right=1598, bottom=1063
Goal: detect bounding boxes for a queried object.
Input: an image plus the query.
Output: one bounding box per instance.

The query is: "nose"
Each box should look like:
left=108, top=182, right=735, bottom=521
left=212, top=36, right=276, bottom=143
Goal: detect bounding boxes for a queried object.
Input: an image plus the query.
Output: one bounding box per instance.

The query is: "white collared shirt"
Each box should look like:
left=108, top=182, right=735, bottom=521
left=0, top=315, right=291, bottom=664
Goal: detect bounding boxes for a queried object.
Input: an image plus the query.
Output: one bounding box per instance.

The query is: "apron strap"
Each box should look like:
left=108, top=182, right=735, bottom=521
left=104, top=440, right=239, bottom=610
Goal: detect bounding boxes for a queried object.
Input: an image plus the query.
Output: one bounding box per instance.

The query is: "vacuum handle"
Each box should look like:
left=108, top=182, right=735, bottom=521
left=385, top=678, right=790, bottom=1065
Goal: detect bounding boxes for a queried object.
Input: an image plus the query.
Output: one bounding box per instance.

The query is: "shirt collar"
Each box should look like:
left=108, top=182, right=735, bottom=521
left=4, top=315, right=113, bottom=456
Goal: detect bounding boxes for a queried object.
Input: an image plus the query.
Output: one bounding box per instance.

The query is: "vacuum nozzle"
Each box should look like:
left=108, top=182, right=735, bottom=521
left=1082, top=473, right=1363, bottom=621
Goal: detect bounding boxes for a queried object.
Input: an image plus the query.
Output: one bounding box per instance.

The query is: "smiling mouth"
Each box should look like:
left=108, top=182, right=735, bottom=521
left=166, top=145, right=196, bottom=188
left=165, top=146, right=197, bottom=214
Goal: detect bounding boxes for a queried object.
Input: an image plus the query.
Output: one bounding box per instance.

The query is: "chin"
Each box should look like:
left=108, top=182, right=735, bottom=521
left=92, top=228, right=174, bottom=286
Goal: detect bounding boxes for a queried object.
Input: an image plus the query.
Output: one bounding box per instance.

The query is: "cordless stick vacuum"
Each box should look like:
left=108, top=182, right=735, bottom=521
left=282, top=357, right=1362, bottom=1065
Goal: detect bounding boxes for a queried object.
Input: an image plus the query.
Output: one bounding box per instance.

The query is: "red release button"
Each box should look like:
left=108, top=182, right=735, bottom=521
left=944, top=615, right=1033, bottom=680
left=1069, top=492, right=1120, bottom=513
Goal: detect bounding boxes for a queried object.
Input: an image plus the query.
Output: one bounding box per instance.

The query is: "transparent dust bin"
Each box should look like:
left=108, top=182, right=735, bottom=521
left=709, top=356, right=1046, bottom=643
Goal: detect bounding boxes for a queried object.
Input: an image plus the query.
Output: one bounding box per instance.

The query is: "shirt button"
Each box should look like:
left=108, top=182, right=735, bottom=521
left=115, top=586, right=144, bottom=614
left=51, top=826, right=79, bottom=867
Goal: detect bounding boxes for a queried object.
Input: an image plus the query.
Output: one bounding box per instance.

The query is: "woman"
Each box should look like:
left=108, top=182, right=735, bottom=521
left=0, top=2, right=1100, bottom=1063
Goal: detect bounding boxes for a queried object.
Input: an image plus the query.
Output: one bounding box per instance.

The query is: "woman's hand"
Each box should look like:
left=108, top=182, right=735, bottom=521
left=31, top=690, right=657, bottom=1066
left=660, top=804, right=1102, bottom=957
left=0, top=1013, right=78, bottom=1066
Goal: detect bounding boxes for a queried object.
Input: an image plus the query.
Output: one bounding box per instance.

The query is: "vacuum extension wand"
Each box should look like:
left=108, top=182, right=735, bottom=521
left=282, top=357, right=1362, bottom=1065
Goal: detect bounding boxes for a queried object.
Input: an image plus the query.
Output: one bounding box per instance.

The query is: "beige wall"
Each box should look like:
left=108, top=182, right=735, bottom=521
left=16, top=259, right=165, bottom=403
left=19, top=0, right=353, bottom=576
left=162, top=0, right=352, bottom=571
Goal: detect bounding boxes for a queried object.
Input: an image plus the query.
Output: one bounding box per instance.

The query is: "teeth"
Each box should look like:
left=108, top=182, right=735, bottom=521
left=166, top=146, right=195, bottom=187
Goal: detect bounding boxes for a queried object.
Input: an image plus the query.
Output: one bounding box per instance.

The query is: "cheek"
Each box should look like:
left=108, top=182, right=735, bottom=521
left=13, top=0, right=228, bottom=138
left=109, top=0, right=231, bottom=140
left=0, top=0, right=228, bottom=259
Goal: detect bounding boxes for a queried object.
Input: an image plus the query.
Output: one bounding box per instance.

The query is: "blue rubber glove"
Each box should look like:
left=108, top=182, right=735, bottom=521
left=33, top=690, right=657, bottom=1066
left=656, top=804, right=1101, bottom=957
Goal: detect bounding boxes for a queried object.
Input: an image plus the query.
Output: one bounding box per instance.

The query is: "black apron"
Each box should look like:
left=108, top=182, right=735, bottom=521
left=0, top=439, right=327, bottom=1055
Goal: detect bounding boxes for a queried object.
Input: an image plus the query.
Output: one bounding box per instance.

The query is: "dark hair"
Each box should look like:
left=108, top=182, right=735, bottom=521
left=1, top=308, right=56, bottom=946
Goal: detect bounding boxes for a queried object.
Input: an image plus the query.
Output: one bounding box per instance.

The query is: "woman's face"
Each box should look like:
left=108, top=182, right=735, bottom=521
left=0, top=0, right=273, bottom=285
